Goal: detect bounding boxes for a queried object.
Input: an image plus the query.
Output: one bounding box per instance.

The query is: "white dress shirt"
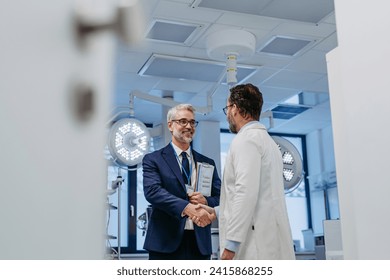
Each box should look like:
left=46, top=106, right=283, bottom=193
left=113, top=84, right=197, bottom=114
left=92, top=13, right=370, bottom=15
left=171, top=142, right=196, bottom=230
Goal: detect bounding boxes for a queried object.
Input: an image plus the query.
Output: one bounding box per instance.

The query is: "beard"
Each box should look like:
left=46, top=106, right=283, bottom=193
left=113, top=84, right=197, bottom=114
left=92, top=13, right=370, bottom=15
left=172, top=129, right=193, bottom=144
left=227, top=113, right=238, bottom=134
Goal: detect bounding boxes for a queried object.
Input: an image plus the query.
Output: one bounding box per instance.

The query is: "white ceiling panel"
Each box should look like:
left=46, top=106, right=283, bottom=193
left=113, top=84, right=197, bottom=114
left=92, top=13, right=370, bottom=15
left=261, top=86, right=301, bottom=103
left=297, top=105, right=331, bottom=122
left=271, top=21, right=335, bottom=39
left=154, top=79, right=210, bottom=94
left=216, top=12, right=281, bottom=31
left=285, top=50, right=328, bottom=73
left=154, top=0, right=221, bottom=22
left=244, top=67, right=280, bottom=85
left=271, top=118, right=331, bottom=134
left=194, top=0, right=272, bottom=14
left=304, top=76, right=330, bottom=93
left=313, top=32, right=338, bottom=52
left=111, top=0, right=337, bottom=135
left=116, top=51, right=152, bottom=73
left=262, top=70, right=325, bottom=89
left=260, top=0, right=334, bottom=23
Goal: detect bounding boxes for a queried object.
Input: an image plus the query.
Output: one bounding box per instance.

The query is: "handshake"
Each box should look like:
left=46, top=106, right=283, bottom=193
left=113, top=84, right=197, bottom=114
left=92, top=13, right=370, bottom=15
left=183, top=203, right=217, bottom=227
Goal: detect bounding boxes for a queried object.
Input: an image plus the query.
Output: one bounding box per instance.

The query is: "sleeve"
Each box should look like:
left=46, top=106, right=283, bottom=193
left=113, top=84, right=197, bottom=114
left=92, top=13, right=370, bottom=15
left=225, top=135, right=262, bottom=242
left=142, top=153, right=189, bottom=219
left=225, top=239, right=240, bottom=253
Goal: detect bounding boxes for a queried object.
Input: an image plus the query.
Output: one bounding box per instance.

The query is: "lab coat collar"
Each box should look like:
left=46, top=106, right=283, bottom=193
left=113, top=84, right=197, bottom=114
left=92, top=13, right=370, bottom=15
left=238, top=121, right=266, bottom=134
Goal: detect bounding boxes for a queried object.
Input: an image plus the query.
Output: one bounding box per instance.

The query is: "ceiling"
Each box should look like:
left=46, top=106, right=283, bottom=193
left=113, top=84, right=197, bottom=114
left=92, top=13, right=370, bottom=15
left=112, top=0, right=337, bottom=135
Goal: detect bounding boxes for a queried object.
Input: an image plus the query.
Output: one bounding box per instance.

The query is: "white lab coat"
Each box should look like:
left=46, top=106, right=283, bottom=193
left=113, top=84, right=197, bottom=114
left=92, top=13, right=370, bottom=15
left=219, top=122, right=295, bottom=259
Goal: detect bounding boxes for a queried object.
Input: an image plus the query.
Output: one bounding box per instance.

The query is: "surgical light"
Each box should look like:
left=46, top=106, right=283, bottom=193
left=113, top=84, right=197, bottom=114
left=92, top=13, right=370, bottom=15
left=282, top=151, right=294, bottom=165
left=272, top=136, right=304, bottom=193
left=108, top=118, right=151, bottom=167
left=283, top=168, right=294, bottom=181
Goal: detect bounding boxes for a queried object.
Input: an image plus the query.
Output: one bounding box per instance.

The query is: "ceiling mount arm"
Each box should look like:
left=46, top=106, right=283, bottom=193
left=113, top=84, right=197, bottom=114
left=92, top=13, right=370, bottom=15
left=129, top=90, right=213, bottom=116
left=260, top=110, right=274, bottom=129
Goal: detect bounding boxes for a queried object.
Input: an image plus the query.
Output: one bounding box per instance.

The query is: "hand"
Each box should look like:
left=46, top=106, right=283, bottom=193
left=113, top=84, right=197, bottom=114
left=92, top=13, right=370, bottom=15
left=183, top=204, right=213, bottom=227
left=195, top=204, right=216, bottom=219
left=221, top=249, right=235, bottom=260
left=188, top=191, right=207, bottom=205
left=190, top=204, right=217, bottom=227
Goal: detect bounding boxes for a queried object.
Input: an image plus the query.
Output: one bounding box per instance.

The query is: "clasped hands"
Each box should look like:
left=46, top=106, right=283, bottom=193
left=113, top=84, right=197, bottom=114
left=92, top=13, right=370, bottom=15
left=183, top=192, right=216, bottom=227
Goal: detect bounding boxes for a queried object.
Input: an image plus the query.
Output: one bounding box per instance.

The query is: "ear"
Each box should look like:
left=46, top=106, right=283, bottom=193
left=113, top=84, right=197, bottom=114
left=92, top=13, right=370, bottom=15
left=168, top=121, right=173, bottom=132
left=232, top=104, right=238, bottom=116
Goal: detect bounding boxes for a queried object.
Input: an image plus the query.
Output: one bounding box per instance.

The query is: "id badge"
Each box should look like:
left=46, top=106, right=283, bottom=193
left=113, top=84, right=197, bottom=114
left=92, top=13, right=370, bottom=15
left=185, top=184, right=194, bottom=194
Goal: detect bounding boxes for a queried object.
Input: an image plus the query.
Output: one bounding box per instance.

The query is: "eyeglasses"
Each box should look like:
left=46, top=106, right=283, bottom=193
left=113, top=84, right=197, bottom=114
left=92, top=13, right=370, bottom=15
left=223, top=105, right=233, bottom=115
left=171, top=119, right=199, bottom=127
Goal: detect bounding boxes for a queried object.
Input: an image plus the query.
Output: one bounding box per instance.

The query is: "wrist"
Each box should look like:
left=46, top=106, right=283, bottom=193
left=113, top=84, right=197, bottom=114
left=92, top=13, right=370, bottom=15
left=182, top=203, right=191, bottom=217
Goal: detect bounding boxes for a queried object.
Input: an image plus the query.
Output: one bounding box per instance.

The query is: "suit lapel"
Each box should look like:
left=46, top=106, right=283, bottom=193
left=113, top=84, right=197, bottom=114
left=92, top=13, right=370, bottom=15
left=162, top=144, right=186, bottom=191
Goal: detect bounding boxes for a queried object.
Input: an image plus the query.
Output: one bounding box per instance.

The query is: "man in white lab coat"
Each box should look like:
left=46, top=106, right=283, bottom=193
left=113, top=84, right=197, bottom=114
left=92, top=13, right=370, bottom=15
left=195, top=83, right=295, bottom=260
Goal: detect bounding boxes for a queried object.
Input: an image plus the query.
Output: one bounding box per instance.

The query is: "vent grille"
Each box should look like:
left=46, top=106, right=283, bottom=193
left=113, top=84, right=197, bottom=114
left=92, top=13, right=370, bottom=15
left=271, top=104, right=310, bottom=119
left=146, top=20, right=201, bottom=44
left=259, top=36, right=311, bottom=56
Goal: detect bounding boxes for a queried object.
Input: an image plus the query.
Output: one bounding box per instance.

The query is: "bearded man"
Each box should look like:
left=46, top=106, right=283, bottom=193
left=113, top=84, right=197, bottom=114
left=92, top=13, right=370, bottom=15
left=142, top=104, right=221, bottom=260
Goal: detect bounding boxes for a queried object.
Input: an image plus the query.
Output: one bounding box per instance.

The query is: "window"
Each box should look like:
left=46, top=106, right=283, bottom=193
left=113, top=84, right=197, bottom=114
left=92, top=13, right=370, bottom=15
left=278, top=134, right=310, bottom=250
left=105, top=138, right=155, bottom=257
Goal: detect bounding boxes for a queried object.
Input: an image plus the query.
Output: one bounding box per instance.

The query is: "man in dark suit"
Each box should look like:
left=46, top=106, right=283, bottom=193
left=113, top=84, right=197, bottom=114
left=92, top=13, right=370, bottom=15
left=142, top=104, right=221, bottom=260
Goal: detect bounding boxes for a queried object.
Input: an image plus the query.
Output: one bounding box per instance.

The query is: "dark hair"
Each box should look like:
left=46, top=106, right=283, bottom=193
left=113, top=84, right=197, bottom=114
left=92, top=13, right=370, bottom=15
left=228, top=83, right=263, bottom=120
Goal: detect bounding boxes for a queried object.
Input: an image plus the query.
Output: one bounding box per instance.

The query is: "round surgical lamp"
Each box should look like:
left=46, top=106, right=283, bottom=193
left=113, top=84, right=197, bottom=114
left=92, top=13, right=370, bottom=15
left=108, top=118, right=151, bottom=169
left=271, top=136, right=304, bottom=193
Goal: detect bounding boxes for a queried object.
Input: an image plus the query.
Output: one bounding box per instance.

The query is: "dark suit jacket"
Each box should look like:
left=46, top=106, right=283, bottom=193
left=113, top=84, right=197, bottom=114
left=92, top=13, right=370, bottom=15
left=142, top=143, right=221, bottom=255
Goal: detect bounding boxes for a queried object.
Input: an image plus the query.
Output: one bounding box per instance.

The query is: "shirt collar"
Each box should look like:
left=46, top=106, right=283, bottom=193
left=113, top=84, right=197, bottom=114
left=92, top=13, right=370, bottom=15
left=171, top=142, right=191, bottom=157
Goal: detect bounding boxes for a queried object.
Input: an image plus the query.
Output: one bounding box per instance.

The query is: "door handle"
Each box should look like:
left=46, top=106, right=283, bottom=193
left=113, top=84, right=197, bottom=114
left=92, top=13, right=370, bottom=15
left=75, top=0, right=144, bottom=46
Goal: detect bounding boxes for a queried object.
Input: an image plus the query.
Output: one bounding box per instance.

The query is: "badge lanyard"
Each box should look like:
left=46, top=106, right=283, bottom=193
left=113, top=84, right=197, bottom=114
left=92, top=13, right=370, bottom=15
left=171, top=143, right=192, bottom=184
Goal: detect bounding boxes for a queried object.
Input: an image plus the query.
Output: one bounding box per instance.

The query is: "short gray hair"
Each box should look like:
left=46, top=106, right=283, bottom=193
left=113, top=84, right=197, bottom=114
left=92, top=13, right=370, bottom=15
left=167, top=104, right=196, bottom=122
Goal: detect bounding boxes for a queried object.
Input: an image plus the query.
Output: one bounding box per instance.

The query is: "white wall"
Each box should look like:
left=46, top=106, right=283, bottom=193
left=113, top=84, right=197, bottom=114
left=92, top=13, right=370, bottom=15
left=0, top=1, right=116, bottom=259
left=327, top=0, right=390, bottom=259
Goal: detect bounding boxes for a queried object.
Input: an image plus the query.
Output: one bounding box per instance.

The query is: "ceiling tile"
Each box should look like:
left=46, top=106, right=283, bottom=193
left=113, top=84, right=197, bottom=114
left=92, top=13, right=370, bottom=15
left=138, top=54, right=258, bottom=83
left=260, top=0, right=334, bottom=23
left=262, top=69, right=324, bottom=89
left=286, top=50, right=328, bottom=73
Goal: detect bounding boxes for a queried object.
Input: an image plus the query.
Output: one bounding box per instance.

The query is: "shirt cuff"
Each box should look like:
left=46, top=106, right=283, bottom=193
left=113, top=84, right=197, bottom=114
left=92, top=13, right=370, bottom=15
left=225, top=240, right=240, bottom=253
left=215, top=206, right=219, bottom=218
